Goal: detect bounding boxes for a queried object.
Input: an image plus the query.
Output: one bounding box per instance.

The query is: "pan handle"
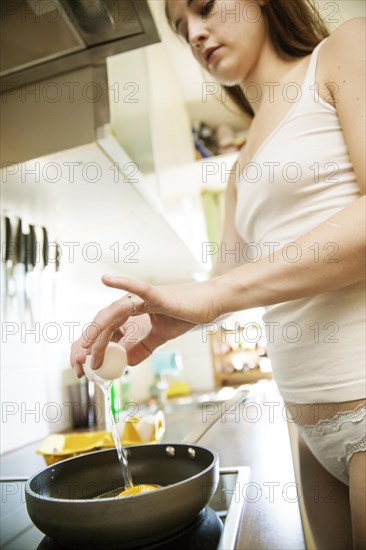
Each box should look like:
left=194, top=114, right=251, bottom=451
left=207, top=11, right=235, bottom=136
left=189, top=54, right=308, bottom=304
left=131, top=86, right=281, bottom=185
left=181, top=388, right=249, bottom=446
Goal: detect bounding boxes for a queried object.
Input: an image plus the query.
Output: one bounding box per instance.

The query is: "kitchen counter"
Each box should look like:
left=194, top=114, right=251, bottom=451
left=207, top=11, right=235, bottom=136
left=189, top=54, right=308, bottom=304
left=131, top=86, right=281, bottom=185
left=161, top=380, right=306, bottom=549
left=201, top=381, right=306, bottom=549
left=0, top=380, right=305, bottom=549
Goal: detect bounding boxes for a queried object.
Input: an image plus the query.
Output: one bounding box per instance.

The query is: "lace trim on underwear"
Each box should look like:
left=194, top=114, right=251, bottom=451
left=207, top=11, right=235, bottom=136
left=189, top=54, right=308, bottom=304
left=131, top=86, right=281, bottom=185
left=300, top=402, right=366, bottom=436
left=340, top=435, right=366, bottom=476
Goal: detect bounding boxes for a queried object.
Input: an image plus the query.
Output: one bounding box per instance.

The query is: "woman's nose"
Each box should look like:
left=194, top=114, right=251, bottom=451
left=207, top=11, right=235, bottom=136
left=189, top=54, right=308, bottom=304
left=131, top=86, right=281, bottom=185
left=188, top=20, right=209, bottom=48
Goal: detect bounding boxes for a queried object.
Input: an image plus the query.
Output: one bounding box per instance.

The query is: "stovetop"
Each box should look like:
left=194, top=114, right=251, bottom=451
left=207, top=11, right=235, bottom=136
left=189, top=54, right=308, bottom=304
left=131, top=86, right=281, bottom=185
left=0, top=467, right=250, bottom=550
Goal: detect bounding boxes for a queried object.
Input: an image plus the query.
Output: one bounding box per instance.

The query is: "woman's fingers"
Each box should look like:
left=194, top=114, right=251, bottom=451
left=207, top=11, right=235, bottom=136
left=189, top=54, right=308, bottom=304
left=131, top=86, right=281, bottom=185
left=79, top=277, right=155, bottom=362
left=125, top=340, right=154, bottom=365
left=80, top=297, right=140, bottom=350
left=70, top=339, right=88, bottom=378
left=83, top=294, right=154, bottom=370
left=111, top=328, right=124, bottom=342
left=102, top=275, right=152, bottom=304
left=87, top=317, right=145, bottom=370
left=119, top=315, right=155, bottom=364
left=83, top=275, right=158, bottom=351
left=74, top=352, right=87, bottom=378
left=88, top=326, right=116, bottom=369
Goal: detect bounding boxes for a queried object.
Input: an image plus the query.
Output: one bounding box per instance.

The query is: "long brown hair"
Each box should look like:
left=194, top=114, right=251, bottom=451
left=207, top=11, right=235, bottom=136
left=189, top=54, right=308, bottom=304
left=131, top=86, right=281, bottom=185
left=165, top=0, right=330, bottom=118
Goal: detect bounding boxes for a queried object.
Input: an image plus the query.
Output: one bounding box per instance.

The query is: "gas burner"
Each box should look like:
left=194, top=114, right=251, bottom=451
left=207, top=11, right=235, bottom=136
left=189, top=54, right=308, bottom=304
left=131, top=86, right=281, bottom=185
left=37, top=507, right=223, bottom=550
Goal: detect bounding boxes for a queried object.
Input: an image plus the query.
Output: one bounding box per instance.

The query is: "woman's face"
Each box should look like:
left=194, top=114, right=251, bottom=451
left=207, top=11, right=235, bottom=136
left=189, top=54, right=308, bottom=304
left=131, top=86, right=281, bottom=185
left=166, top=0, right=268, bottom=85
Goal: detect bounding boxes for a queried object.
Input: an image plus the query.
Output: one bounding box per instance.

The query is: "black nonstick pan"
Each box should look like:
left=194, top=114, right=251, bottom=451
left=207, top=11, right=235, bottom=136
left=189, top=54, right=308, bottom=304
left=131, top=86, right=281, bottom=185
left=25, top=391, right=247, bottom=549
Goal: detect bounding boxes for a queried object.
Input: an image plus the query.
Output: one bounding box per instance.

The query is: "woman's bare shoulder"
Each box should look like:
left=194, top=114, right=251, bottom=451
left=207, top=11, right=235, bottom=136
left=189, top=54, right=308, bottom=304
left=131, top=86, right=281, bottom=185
left=316, top=18, right=365, bottom=106
left=321, top=18, right=365, bottom=76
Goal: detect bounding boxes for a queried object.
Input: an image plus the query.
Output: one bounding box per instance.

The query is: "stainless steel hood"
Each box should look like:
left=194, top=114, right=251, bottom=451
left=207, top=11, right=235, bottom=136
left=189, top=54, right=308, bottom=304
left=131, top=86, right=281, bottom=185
left=0, top=0, right=160, bottom=90
left=0, top=0, right=160, bottom=166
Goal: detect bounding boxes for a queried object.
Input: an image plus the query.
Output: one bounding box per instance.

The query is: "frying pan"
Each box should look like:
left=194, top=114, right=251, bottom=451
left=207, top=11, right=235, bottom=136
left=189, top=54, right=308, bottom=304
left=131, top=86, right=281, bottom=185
left=25, top=391, right=248, bottom=549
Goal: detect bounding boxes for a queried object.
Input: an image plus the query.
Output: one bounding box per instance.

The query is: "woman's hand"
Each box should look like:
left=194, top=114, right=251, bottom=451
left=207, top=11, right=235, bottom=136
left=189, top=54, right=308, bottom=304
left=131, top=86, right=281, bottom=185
left=70, top=337, right=89, bottom=378
left=69, top=275, right=205, bottom=376
left=98, top=275, right=221, bottom=325
left=76, top=274, right=220, bottom=372
left=70, top=313, right=196, bottom=377
left=119, top=313, right=196, bottom=365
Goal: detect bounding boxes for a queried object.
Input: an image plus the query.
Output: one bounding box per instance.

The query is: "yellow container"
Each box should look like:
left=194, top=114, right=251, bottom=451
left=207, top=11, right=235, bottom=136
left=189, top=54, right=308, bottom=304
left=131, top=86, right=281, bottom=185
left=37, top=411, right=165, bottom=466
left=166, top=382, right=191, bottom=398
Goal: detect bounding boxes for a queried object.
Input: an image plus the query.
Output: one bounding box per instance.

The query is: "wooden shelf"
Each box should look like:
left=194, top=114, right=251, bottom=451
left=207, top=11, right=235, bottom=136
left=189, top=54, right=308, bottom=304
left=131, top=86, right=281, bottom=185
left=219, top=369, right=272, bottom=387
left=209, top=329, right=272, bottom=388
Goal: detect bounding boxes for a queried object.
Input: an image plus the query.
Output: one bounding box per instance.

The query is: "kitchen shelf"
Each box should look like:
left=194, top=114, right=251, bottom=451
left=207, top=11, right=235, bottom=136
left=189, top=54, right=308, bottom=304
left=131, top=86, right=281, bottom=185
left=209, top=323, right=272, bottom=388
left=218, top=369, right=272, bottom=387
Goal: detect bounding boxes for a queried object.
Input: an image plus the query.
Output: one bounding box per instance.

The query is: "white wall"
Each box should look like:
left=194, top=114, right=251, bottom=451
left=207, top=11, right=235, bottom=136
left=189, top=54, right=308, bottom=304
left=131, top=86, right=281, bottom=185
left=317, top=0, right=365, bottom=27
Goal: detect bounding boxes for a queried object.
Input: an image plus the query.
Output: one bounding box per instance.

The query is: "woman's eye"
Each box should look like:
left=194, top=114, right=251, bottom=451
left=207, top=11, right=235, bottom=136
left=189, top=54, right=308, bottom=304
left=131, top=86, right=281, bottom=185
left=201, top=0, right=215, bottom=17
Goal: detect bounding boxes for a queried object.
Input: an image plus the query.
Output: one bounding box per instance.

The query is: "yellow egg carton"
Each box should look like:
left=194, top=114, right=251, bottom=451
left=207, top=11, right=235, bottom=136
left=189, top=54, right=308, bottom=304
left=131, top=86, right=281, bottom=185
left=37, top=411, right=165, bottom=466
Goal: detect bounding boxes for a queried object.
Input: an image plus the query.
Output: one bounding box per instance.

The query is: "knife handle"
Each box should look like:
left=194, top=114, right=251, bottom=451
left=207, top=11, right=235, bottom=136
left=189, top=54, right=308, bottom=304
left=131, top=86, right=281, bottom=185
left=55, top=241, right=61, bottom=272
left=27, top=225, right=37, bottom=269
left=42, top=227, right=49, bottom=268
left=4, top=217, right=12, bottom=263
left=15, top=218, right=25, bottom=265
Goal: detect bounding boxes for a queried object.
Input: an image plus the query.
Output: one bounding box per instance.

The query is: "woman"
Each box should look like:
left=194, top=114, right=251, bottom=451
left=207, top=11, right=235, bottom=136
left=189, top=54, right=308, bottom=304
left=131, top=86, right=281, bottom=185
left=71, top=1, right=365, bottom=548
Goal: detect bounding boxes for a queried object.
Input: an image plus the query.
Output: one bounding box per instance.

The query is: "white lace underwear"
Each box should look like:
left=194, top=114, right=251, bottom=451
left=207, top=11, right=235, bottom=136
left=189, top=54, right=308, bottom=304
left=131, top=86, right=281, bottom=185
left=299, top=403, right=366, bottom=485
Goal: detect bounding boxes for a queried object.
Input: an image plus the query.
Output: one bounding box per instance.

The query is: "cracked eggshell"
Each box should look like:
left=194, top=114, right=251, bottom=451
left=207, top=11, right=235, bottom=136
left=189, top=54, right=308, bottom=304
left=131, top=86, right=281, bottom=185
left=83, top=343, right=128, bottom=381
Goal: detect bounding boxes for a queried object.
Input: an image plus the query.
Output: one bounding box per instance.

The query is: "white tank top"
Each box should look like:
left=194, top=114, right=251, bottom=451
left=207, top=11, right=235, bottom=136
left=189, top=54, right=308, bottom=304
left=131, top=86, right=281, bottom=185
left=235, top=39, right=365, bottom=404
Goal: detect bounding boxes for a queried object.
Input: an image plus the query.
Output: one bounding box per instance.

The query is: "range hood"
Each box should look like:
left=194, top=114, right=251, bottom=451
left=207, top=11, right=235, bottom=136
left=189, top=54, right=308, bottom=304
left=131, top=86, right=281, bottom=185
left=0, top=0, right=160, bottom=90
left=1, top=0, right=160, bottom=166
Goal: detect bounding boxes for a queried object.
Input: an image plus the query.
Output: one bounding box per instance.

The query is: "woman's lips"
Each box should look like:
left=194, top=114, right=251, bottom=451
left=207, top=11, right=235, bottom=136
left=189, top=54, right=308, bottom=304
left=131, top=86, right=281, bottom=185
left=205, top=46, right=222, bottom=65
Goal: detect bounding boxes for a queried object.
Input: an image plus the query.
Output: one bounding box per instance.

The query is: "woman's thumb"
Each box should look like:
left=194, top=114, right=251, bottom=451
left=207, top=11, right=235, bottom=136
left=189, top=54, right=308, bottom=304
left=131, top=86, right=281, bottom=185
left=101, top=274, right=151, bottom=299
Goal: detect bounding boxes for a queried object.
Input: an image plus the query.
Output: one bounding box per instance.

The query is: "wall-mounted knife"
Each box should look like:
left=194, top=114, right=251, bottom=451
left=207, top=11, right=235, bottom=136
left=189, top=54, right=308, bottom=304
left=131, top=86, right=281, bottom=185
left=24, top=224, right=37, bottom=326
left=13, top=218, right=26, bottom=321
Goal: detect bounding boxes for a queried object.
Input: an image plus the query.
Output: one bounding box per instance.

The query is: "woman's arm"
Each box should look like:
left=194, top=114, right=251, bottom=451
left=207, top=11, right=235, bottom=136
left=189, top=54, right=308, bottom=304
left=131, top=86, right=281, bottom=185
left=322, top=18, right=365, bottom=196
left=213, top=195, right=365, bottom=316
left=99, top=192, right=365, bottom=331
